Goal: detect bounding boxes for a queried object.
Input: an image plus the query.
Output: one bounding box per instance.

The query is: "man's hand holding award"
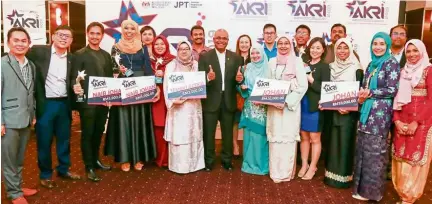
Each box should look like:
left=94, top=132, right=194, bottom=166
left=74, top=70, right=86, bottom=102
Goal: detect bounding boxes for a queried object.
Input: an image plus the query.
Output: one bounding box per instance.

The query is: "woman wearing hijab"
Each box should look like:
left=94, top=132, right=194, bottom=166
left=238, top=45, right=269, bottom=175
left=267, top=36, right=308, bottom=183
left=324, top=38, right=363, bottom=189
left=163, top=41, right=205, bottom=174
left=392, top=39, right=432, bottom=204
left=150, top=35, right=176, bottom=168
left=105, top=20, right=159, bottom=172
left=352, top=32, right=400, bottom=201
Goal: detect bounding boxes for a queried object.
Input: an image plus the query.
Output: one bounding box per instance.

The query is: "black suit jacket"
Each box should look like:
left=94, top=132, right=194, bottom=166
left=305, top=61, right=331, bottom=112
left=26, top=45, right=74, bottom=118
left=198, top=49, right=243, bottom=112
left=71, top=46, right=114, bottom=109
left=400, top=52, right=406, bottom=68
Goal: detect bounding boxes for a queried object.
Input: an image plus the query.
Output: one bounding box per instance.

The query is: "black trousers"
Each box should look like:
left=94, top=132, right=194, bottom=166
left=79, top=106, right=109, bottom=170
left=203, top=93, right=234, bottom=167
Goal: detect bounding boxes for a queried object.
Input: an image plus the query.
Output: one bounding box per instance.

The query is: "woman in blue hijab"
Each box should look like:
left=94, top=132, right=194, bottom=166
left=238, top=45, right=269, bottom=175
left=352, top=32, right=401, bottom=202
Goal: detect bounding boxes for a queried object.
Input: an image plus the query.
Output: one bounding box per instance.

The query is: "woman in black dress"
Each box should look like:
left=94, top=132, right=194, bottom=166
left=105, top=20, right=159, bottom=172
left=298, top=37, right=330, bottom=180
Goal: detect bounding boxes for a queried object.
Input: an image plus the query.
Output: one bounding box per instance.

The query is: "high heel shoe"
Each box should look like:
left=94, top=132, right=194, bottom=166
left=297, top=165, right=309, bottom=178
left=134, top=162, right=144, bottom=171
left=301, top=167, right=317, bottom=180
left=121, top=163, right=130, bottom=172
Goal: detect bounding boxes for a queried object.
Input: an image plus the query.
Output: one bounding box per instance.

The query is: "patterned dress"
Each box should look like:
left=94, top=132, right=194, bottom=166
left=353, top=57, right=400, bottom=201
left=392, top=66, right=432, bottom=203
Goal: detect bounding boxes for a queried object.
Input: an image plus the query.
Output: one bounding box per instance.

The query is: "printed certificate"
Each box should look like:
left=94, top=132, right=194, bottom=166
left=249, top=77, right=291, bottom=106
left=166, top=71, right=206, bottom=100
left=87, top=77, right=122, bottom=105
left=320, top=81, right=359, bottom=111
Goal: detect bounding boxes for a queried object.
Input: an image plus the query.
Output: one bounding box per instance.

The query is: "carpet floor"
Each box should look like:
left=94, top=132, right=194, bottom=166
left=1, top=112, right=431, bottom=204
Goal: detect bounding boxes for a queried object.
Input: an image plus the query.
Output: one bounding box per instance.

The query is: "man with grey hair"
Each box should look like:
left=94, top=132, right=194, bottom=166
left=198, top=29, right=244, bottom=171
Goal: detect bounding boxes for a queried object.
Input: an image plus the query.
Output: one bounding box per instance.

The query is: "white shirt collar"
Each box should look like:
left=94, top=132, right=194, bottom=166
left=215, top=49, right=226, bottom=56
left=51, top=45, right=68, bottom=58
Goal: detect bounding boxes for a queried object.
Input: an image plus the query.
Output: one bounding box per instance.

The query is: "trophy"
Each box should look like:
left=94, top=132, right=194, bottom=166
left=113, top=49, right=134, bottom=77
left=76, top=70, right=87, bottom=102
left=155, top=57, right=164, bottom=84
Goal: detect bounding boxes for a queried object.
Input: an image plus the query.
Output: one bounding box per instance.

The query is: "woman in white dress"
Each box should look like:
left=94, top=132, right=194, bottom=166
left=163, top=41, right=205, bottom=174
left=266, top=35, right=308, bottom=183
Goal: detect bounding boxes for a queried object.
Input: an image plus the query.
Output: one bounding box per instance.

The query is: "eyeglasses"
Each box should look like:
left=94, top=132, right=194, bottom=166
left=264, top=32, right=275, bottom=36
left=214, top=37, right=228, bottom=41
left=296, top=32, right=309, bottom=37
left=56, top=32, right=72, bottom=39
left=391, top=32, right=406, bottom=37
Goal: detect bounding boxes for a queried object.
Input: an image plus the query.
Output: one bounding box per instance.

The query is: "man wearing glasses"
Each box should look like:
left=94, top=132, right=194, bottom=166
left=262, top=24, right=278, bottom=60
left=27, top=25, right=81, bottom=189
left=390, top=25, right=408, bottom=67
left=294, top=24, right=311, bottom=57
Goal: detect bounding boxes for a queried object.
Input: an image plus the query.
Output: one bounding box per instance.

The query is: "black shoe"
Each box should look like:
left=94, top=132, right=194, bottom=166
left=58, top=171, right=82, bottom=180
left=204, top=165, right=213, bottom=172
left=95, top=160, right=112, bottom=171
left=87, top=169, right=102, bottom=182
left=222, top=162, right=233, bottom=171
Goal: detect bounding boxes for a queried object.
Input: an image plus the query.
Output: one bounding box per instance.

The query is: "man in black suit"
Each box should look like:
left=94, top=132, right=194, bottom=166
left=198, top=29, right=244, bottom=171
left=27, top=25, right=81, bottom=189
left=72, top=22, right=113, bottom=182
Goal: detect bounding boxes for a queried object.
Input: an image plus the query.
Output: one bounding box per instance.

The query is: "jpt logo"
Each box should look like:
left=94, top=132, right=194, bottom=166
left=7, top=10, right=42, bottom=28
left=230, top=0, right=269, bottom=17
left=346, top=0, right=387, bottom=19
left=174, top=1, right=189, bottom=8
left=287, top=0, right=328, bottom=18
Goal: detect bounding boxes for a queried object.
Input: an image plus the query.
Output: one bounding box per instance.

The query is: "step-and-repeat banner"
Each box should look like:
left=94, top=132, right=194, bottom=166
left=86, top=0, right=400, bottom=67
left=2, top=0, right=47, bottom=52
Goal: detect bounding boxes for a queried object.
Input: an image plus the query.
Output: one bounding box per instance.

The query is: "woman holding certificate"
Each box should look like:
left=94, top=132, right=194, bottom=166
left=238, top=45, right=269, bottom=175
left=324, top=38, right=363, bottom=189
left=392, top=40, right=432, bottom=204
left=353, top=32, right=400, bottom=202
left=298, top=37, right=330, bottom=180
left=105, top=20, right=158, bottom=172
left=163, top=41, right=205, bottom=174
left=150, top=35, right=176, bottom=168
left=266, top=36, right=308, bottom=183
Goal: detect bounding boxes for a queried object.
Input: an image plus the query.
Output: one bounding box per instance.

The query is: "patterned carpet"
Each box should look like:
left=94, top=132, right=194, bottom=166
left=1, top=112, right=432, bottom=204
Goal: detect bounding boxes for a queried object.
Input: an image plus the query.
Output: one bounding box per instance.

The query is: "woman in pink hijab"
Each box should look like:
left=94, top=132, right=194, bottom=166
left=392, top=39, right=432, bottom=204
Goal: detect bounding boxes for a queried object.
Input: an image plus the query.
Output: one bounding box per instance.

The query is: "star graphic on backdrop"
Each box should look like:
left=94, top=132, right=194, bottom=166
left=102, top=0, right=157, bottom=42
left=346, top=0, right=367, bottom=15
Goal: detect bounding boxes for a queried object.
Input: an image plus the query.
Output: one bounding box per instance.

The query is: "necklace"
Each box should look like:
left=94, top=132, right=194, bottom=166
left=273, top=64, right=287, bottom=80
left=124, top=53, right=133, bottom=70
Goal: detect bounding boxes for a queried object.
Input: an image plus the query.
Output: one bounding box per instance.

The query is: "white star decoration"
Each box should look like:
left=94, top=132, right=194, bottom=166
left=156, top=57, right=164, bottom=65
left=77, top=70, right=87, bottom=80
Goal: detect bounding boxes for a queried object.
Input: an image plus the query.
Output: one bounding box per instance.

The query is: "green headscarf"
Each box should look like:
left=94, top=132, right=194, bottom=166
left=360, top=32, right=392, bottom=124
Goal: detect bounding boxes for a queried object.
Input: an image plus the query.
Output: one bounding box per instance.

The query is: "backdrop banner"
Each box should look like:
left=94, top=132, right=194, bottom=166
left=2, top=0, right=47, bottom=52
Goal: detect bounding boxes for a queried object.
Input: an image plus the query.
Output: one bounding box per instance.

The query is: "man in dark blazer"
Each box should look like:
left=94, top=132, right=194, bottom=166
left=198, top=29, right=244, bottom=171
left=27, top=25, right=81, bottom=189
left=2, top=27, right=38, bottom=203
left=72, top=22, right=113, bottom=182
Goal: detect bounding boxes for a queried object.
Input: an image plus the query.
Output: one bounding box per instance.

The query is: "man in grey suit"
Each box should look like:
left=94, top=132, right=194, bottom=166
left=1, top=27, right=37, bottom=204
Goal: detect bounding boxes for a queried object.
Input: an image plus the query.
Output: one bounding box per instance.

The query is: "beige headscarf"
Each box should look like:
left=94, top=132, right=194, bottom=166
left=329, top=38, right=362, bottom=81
left=115, top=20, right=142, bottom=54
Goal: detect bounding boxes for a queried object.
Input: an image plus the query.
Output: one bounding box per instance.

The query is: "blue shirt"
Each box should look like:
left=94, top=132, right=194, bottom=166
left=263, top=43, right=277, bottom=60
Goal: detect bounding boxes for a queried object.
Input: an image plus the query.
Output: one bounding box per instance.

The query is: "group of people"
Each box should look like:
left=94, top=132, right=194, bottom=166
left=1, top=18, right=431, bottom=204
